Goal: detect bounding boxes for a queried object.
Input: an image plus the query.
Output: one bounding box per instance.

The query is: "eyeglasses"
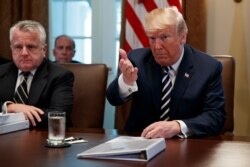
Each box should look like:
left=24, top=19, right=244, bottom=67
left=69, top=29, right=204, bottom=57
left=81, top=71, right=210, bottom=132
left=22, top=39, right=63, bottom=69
left=11, top=44, right=44, bottom=54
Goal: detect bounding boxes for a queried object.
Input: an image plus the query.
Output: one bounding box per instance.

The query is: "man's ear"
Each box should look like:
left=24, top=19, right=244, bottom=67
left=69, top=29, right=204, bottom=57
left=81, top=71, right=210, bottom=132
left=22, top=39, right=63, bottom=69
left=179, top=33, right=187, bottom=45
left=42, top=45, right=48, bottom=58
left=43, top=44, right=47, bottom=52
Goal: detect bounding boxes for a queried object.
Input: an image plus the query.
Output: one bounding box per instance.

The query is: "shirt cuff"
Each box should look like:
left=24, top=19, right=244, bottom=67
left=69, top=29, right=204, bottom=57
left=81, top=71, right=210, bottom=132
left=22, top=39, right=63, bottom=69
left=118, top=74, right=138, bottom=98
left=176, top=120, right=191, bottom=138
left=1, top=101, right=14, bottom=114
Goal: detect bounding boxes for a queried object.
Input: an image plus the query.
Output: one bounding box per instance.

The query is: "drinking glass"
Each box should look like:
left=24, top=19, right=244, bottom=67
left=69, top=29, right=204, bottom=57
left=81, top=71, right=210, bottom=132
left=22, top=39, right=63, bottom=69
left=48, top=112, right=66, bottom=146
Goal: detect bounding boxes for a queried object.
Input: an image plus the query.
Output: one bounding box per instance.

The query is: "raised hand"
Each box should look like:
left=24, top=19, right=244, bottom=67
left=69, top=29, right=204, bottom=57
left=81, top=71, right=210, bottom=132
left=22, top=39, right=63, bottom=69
left=118, top=48, right=138, bottom=85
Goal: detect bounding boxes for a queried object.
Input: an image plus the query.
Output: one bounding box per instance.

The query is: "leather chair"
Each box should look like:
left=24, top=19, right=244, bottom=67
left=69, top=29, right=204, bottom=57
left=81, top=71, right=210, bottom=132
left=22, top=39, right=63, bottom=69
left=115, top=55, right=235, bottom=134
left=61, top=63, right=108, bottom=128
left=213, top=55, right=235, bottom=133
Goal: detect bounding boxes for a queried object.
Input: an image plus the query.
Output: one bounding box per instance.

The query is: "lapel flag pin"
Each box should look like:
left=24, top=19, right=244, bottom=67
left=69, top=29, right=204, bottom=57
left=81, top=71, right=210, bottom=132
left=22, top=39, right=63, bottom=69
left=184, top=73, right=189, bottom=78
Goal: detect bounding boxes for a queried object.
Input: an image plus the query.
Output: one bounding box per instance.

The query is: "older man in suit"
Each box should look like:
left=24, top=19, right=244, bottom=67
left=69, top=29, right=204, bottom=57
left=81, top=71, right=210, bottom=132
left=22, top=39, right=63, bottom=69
left=0, top=20, right=74, bottom=128
left=53, top=35, right=81, bottom=63
left=106, top=7, right=226, bottom=138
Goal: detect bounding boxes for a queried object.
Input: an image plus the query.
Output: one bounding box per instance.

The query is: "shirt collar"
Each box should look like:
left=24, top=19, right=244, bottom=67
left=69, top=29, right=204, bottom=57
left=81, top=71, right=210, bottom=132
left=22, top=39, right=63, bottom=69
left=18, top=69, right=36, bottom=76
left=170, top=47, right=184, bottom=74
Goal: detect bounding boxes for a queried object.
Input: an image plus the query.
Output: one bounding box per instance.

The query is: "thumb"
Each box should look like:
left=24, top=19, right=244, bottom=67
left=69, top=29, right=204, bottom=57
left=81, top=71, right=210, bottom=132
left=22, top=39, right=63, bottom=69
left=119, top=48, right=128, bottom=60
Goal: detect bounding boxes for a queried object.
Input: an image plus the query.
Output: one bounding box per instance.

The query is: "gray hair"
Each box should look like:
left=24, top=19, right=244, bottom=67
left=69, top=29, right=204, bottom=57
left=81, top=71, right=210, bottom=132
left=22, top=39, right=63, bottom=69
left=10, top=20, right=46, bottom=44
left=54, top=34, right=75, bottom=50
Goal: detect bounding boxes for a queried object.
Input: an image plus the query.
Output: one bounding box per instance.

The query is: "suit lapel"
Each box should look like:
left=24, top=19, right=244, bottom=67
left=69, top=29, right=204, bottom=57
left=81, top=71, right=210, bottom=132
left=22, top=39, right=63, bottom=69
left=145, top=55, right=162, bottom=115
left=170, top=47, right=194, bottom=116
left=28, top=60, right=48, bottom=104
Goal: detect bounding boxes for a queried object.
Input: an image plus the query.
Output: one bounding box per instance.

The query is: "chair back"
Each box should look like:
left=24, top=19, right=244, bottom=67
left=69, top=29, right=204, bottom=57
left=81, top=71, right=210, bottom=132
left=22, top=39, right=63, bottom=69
left=61, top=63, right=108, bottom=128
left=213, top=55, right=235, bottom=133
left=115, top=55, right=235, bottom=133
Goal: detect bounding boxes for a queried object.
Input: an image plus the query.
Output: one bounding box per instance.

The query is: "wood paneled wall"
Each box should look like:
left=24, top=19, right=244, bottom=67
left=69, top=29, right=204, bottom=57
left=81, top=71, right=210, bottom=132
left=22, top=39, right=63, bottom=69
left=0, top=0, right=48, bottom=60
left=184, top=0, right=207, bottom=51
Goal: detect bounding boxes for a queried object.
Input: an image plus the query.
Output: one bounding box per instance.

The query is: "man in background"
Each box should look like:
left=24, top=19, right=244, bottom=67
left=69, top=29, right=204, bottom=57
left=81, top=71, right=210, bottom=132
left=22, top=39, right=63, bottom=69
left=106, top=7, right=226, bottom=139
left=0, top=20, right=74, bottom=128
left=53, top=35, right=81, bottom=63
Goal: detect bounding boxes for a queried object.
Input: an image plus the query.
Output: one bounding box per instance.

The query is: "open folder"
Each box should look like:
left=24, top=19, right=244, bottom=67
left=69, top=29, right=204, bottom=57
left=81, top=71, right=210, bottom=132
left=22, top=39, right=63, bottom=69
left=77, top=136, right=166, bottom=162
left=0, top=112, right=29, bottom=134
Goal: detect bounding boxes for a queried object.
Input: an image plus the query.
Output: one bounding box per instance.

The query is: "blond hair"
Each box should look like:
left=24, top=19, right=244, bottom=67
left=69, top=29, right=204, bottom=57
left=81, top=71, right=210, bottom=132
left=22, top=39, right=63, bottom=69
left=144, top=6, right=188, bottom=35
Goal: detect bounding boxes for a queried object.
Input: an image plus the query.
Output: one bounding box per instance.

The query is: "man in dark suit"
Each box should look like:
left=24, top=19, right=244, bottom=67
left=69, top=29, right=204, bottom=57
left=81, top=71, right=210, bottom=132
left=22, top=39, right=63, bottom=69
left=0, top=20, right=74, bottom=128
left=0, top=57, right=10, bottom=65
left=53, top=35, right=81, bottom=63
left=106, top=7, right=226, bottom=138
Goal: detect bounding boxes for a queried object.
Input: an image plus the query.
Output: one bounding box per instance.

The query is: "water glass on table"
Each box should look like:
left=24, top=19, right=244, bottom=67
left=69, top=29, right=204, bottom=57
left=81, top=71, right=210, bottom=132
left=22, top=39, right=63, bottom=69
left=48, top=111, right=66, bottom=146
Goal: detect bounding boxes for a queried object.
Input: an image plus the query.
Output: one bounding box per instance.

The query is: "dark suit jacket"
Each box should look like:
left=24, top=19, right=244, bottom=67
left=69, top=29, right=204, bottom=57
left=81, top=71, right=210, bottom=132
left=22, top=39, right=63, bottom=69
left=0, top=59, right=74, bottom=128
left=106, top=45, right=226, bottom=136
left=0, top=57, right=10, bottom=65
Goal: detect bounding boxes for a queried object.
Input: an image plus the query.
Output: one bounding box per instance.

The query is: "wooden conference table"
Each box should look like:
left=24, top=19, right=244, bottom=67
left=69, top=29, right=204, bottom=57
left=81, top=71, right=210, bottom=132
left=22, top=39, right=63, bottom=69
left=1, top=128, right=250, bottom=167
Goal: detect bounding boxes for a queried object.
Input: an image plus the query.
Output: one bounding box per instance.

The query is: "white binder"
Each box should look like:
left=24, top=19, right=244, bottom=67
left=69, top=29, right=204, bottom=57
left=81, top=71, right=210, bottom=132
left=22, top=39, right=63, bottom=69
left=77, top=136, right=166, bottom=161
left=0, top=113, right=29, bottom=134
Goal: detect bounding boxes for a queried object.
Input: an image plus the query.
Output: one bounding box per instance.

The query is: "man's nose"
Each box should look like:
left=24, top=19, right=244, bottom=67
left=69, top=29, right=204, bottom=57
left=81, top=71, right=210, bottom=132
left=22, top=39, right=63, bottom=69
left=61, top=47, right=68, bottom=53
left=20, top=46, right=29, bottom=55
left=154, top=38, right=163, bottom=49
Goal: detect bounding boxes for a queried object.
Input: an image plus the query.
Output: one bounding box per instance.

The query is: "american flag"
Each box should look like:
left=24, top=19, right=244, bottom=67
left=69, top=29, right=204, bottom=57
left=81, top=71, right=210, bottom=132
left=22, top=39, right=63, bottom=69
left=122, top=0, right=183, bottom=52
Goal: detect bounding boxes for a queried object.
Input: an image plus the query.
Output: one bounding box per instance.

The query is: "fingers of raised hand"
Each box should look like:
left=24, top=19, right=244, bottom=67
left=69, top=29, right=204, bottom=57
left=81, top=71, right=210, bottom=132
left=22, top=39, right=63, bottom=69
left=119, top=48, right=127, bottom=59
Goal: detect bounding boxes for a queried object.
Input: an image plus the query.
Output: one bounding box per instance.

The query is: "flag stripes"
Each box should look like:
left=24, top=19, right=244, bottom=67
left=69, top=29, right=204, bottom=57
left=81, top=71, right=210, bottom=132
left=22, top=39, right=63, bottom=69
left=142, top=0, right=158, bottom=12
